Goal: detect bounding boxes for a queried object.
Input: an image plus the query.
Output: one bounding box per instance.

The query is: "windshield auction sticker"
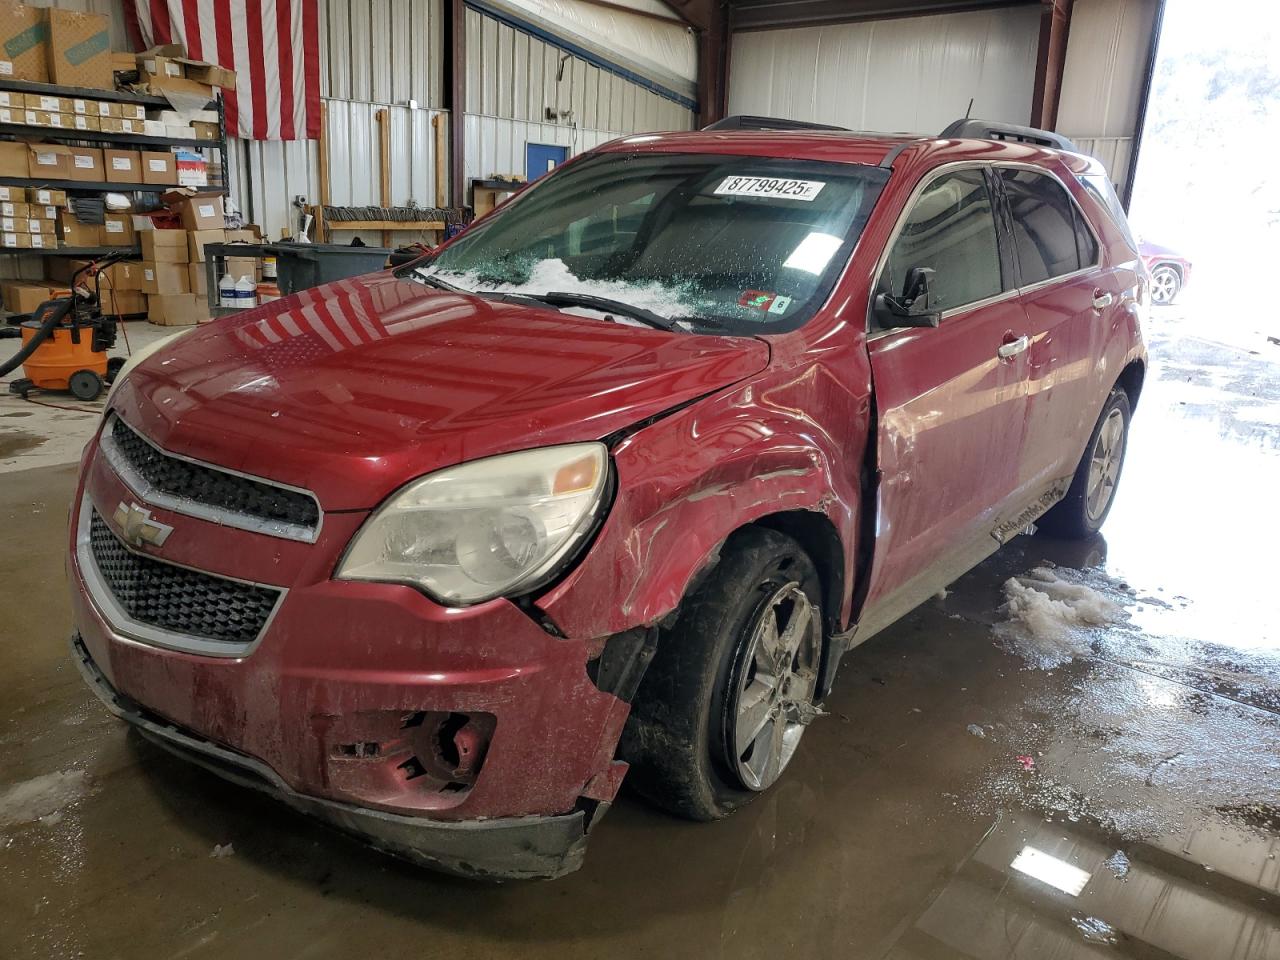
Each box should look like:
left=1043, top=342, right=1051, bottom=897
left=714, top=176, right=826, bottom=202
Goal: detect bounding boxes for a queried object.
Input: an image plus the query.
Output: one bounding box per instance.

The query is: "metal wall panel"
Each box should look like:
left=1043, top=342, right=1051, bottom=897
left=229, top=104, right=450, bottom=243
left=728, top=7, right=1041, bottom=134
left=462, top=7, right=694, bottom=191
left=1057, top=0, right=1159, bottom=194
left=324, top=0, right=444, bottom=108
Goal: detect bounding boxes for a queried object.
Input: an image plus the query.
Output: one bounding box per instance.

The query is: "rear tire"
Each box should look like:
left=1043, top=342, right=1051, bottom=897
left=1039, top=388, right=1131, bottom=539
left=619, top=527, right=824, bottom=821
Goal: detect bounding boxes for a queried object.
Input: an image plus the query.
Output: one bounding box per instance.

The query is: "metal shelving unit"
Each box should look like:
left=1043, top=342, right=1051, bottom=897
left=0, top=176, right=170, bottom=193
left=0, top=77, right=227, bottom=278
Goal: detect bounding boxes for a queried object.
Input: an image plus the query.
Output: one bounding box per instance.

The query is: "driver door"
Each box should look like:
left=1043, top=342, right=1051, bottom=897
left=857, top=166, right=1032, bottom=637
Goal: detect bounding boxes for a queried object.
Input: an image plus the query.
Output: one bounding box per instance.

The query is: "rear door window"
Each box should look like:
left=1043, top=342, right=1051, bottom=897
left=999, top=169, right=1088, bottom=285
left=879, top=168, right=1004, bottom=314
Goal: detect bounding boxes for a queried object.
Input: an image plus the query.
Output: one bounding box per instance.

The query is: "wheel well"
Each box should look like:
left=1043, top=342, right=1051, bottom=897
left=752, top=511, right=845, bottom=633
left=1117, top=359, right=1146, bottom=412
left=1153, top=260, right=1183, bottom=280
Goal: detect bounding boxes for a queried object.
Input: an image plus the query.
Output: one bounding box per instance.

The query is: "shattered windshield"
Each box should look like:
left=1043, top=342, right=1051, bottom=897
left=404, top=152, right=890, bottom=335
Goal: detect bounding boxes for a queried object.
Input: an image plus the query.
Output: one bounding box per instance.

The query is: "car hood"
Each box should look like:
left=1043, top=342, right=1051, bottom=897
left=110, top=273, right=769, bottom=510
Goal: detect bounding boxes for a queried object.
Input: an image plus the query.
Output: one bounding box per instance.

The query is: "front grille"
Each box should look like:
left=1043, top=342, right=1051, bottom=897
left=88, top=509, right=281, bottom=646
left=109, top=416, right=319, bottom=533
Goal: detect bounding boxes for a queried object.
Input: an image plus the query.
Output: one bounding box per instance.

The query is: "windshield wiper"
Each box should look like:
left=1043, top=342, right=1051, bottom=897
left=415, top=272, right=468, bottom=293
left=536, top=291, right=683, bottom=332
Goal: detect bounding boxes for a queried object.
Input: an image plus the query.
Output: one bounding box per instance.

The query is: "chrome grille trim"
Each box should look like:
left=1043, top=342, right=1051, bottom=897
left=100, top=413, right=322, bottom=543
left=75, top=495, right=287, bottom=658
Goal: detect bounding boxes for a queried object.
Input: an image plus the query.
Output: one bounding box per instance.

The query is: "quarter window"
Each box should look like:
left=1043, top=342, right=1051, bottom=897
left=879, top=169, right=1003, bottom=314
left=1000, top=169, right=1091, bottom=284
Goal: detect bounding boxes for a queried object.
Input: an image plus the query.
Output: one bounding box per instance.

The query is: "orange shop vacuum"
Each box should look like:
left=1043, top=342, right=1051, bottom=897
left=0, top=257, right=129, bottom=402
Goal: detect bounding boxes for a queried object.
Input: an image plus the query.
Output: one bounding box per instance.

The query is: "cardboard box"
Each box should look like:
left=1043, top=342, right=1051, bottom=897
left=148, top=292, right=207, bottom=326
left=0, top=105, right=17, bottom=124
left=2, top=280, right=66, bottom=313
left=140, top=53, right=184, bottom=80
left=139, top=260, right=189, bottom=295
left=0, top=3, right=49, bottom=82
left=0, top=185, right=24, bottom=202
left=67, top=146, right=103, bottom=182
left=100, top=213, right=134, bottom=245
left=143, top=74, right=213, bottom=101
left=98, top=116, right=120, bottom=133
left=223, top=256, right=259, bottom=281
left=103, top=148, right=140, bottom=184
left=187, top=228, right=224, bottom=262
left=118, top=117, right=142, bottom=134
left=141, top=228, right=187, bottom=263
left=224, top=228, right=259, bottom=243
left=46, top=8, right=111, bottom=89
left=1, top=231, right=30, bottom=247
left=56, top=211, right=98, bottom=247
left=182, top=60, right=236, bottom=89
left=19, top=107, right=40, bottom=125
left=191, top=120, right=220, bottom=141
left=166, top=190, right=224, bottom=231
left=68, top=113, right=99, bottom=132
left=119, top=102, right=145, bottom=121
left=140, top=150, right=177, bottom=185
left=27, top=144, right=73, bottom=179
left=30, top=187, right=65, bottom=206
left=0, top=140, right=26, bottom=176
left=92, top=100, right=118, bottom=118
left=0, top=200, right=27, bottom=217
left=28, top=231, right=54, bottom=249
left=115, top=261, right=145, bottom=291
left=187, top=261, right=207, bottom=297
left=24, top=92, right=70, bottom=112
left=100, top=288, right=146, bottom=316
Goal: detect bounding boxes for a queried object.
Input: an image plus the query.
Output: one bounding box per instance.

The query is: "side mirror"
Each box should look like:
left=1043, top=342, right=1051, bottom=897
left=875, top=266, right=941, bottom=328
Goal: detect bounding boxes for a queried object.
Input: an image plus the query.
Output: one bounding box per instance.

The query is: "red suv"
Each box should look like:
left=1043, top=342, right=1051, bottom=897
left=69, top=117, right=1146, bottom=880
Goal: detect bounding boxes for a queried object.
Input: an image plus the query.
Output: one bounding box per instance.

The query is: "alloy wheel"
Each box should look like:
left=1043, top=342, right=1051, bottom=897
left=730, top=581, right=822, bottom=792
left=1086, top=408, right=1126, bottom=521
left=1150, top=266, right=1179, bottom=305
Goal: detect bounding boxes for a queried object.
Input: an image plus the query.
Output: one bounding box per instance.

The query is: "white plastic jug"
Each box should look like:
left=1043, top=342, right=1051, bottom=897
left=235, top=275, right=257, bottom=309
left=218, top=272, right=237, bottom=308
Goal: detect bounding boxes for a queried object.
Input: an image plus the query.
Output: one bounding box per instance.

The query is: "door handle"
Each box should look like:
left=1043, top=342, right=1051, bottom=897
left=998, top=335, right=1030, bottom=359
left=1092, top=290, right=1114, bottom=309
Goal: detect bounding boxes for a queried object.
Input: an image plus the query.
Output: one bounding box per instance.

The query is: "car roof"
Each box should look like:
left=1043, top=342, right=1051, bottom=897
left=594, top=128, right=1103, bottom=175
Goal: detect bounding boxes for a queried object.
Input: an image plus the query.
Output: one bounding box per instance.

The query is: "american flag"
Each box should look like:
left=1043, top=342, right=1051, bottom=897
left=124, top=0, right=320, bottom=141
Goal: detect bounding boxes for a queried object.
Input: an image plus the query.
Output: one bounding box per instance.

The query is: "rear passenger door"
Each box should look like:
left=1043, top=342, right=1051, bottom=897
left=996, top=166, right=1115, bottom=498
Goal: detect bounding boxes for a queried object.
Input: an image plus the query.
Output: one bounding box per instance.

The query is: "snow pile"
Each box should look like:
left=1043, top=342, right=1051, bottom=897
left=995, top=566, right=1128, bottom=668
left=434, top=258, right=706, bottom=322
left=0, top=771, right=89, bottom=827
left=210, top=843, right=235, bottom=858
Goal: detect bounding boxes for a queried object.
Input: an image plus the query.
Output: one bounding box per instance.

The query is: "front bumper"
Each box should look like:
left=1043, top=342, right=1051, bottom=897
left=72, top=633, right=596, bottom=880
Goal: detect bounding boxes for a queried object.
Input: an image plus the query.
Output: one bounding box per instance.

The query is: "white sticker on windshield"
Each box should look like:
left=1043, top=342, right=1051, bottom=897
left=714, top=176, right=825, bottom=202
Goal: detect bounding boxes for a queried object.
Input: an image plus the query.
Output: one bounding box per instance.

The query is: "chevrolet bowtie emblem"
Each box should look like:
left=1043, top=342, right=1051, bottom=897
left=113, top=501, right=173, bottom=548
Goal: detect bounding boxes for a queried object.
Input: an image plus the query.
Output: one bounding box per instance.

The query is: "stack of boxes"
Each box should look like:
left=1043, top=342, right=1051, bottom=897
left=0, top=6, right=242, bottom=327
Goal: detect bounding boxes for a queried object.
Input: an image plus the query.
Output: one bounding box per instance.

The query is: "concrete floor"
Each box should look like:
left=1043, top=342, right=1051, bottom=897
left=2, top=305, right=1279, bottom=959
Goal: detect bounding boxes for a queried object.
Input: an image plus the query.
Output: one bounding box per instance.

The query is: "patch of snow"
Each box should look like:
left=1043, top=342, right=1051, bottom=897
left=1104, top=849, right=1130, bottom=879
left=995, top=566, right=1129, bottom=669
left=1072, top=916, right=1117, bottom=944
left=210, top=842, right=235, bottom=858
left=433, top=258, right=706, bottom=322
left=0, top=771, right=89, bottom=828
left=967, top=724, right=987, bottom=738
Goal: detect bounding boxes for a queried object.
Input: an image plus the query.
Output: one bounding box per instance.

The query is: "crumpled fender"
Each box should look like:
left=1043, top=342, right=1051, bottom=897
left=537, top=350, right=872, bottom=641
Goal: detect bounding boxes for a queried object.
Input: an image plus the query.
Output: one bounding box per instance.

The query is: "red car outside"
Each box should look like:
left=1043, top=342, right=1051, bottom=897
left=69, top=119, right=1147, bottom=879
left=1139, top=239, right=1192, bottom=305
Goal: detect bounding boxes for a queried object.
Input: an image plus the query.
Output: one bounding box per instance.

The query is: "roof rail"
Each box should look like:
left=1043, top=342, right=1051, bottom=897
left=940, top=118, right=1078, bottom=152
left=702, top=114, right=849, bottom=133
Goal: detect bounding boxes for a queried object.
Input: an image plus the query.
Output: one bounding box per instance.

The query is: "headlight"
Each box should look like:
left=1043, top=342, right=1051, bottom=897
left=106, top=327, right=196, bottom=401
left=336, top=443, right=610, bottom=604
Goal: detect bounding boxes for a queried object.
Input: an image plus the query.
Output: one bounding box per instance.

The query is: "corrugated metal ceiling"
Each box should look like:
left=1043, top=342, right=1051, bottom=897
left=728, top=0, right=1036, bottom=31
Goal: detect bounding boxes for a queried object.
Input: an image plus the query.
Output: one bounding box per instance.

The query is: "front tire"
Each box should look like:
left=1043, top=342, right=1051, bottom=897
left=1039, top=388, right=1131, bottom=539
left=619, top=527, right=824, bottom=821
left=1150, top=264, right=1181, bottom=305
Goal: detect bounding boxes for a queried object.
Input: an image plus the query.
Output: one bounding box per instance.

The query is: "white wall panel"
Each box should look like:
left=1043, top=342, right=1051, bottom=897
left=729, top=7, right=1041, bottom=135
left=1057, top=0, right=1159, bottom=193
left=324, top=0, right=444, bottom=108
